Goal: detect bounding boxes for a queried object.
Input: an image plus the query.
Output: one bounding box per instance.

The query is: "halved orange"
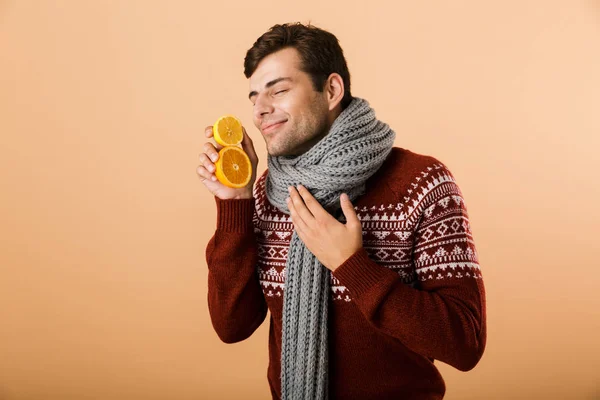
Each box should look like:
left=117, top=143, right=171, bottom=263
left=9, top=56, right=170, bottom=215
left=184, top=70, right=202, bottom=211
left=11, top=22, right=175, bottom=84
left=213, top=115, right=243, bottom=147
left=214, top=146, right=252, bottom=188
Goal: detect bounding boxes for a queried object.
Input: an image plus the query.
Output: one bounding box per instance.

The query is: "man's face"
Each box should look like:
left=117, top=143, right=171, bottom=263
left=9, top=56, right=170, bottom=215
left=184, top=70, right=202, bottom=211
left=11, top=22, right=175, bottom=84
left=248, top=47, right=330, bottom=157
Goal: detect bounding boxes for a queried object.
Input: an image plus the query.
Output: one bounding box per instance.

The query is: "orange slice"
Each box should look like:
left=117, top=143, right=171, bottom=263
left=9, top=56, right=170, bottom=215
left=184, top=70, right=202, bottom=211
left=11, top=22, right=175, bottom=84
left=214, top=146, right=252, bottom=188
left=213, top=115, right=243, bottom=147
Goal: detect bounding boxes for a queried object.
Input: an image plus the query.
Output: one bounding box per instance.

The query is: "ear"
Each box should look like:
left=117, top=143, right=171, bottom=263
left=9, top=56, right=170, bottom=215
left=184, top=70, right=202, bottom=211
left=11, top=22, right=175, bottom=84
left=324, top=73, right=344, bottom=112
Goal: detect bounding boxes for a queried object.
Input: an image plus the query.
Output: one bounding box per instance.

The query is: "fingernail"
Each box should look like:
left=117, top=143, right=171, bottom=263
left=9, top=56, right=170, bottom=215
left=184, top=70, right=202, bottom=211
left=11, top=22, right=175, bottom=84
left=211, top=154, right=218, bottom=162
left=212, top=176, right=217, bottom=181
left=288, top=186, right=293, bottom=193
left=286, top=197, right=290, bottom=203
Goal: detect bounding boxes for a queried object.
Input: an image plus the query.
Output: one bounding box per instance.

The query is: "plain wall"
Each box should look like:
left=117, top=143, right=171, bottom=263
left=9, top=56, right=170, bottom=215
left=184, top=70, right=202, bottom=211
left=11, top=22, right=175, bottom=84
left=1, top=1, right=599, bottom=399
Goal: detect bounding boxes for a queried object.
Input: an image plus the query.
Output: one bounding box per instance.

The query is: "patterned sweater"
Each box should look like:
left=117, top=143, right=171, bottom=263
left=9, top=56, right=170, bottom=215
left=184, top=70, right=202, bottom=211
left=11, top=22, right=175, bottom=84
left=206, top=147, right=487, bottom=400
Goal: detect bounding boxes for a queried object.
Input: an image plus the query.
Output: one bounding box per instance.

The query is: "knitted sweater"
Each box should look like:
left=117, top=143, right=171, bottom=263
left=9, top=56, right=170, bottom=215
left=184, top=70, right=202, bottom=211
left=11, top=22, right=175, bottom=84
left=206, top=147, right=487, bottom=400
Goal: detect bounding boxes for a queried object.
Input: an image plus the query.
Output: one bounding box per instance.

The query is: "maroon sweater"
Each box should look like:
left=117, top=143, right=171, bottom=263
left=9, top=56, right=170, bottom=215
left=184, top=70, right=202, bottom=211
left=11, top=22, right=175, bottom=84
left=206, top=147, right=487, bottom=400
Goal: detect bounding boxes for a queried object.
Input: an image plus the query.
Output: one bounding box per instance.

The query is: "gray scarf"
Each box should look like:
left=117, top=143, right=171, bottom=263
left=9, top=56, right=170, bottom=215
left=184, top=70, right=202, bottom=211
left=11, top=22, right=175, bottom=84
left=265, top=97, right=396, bottom=399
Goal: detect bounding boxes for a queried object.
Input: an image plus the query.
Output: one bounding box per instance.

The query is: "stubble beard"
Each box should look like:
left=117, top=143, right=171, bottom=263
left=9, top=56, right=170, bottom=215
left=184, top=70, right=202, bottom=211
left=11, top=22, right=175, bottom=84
left=267, top=102, right=330, bottom=157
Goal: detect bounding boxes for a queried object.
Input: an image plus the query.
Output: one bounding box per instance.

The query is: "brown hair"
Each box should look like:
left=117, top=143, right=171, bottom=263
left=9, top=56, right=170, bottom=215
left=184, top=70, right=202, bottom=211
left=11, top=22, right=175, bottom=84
left=244, top=22, right=353, bottom=109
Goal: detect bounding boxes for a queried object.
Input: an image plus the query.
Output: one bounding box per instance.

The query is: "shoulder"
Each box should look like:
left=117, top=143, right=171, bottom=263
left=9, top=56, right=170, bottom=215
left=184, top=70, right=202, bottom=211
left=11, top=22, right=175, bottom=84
left=253, top=168, right=269, bottom=198
left=383, top=147, right=454, bottom=178
left=378, top=147, right=461, bottom=195
left=251, top=168, right=274, bottom=219
left=392, top=149, right=470, bottom=223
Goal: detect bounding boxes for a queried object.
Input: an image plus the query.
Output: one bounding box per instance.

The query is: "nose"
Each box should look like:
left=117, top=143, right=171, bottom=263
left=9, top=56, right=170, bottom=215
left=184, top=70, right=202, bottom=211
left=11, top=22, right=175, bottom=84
left=253, top=93, right=274, bottom=121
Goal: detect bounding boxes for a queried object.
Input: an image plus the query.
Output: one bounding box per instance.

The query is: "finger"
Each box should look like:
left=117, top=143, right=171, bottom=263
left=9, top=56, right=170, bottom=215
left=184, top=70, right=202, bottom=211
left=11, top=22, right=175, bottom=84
left=241, top=126, right=259, bottom=164
left=289, top=186, right=315, bottom=224
left=199, top=153, right=216, bottom=174
left=340, top=193, right=360, bottom=226
left=287, top=195, right=309, bottom=233
left=204, top=127, right=224, bottom=151
left=203, top=142, right=220, bottom=163
left=196, top=165, right=218, bottom=182
left=296, top=185, right=329, bottom=220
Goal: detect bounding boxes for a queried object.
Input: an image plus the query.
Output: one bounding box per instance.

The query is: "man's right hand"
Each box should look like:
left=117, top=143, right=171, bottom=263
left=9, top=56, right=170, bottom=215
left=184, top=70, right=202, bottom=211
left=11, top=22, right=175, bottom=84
left=197, top=124, right=259, bottom=200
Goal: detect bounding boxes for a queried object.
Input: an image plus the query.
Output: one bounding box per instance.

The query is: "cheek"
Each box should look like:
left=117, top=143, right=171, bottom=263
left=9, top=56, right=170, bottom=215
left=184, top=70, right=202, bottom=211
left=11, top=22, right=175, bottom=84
left=277, top=90, right=311, bottom=117
left=274, top=100, right=293, bottom=117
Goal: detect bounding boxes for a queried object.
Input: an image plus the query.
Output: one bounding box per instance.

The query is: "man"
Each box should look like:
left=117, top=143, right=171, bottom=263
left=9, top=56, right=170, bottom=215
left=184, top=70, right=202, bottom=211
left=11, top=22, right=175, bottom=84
left=197, top=22, right=486, bottom=400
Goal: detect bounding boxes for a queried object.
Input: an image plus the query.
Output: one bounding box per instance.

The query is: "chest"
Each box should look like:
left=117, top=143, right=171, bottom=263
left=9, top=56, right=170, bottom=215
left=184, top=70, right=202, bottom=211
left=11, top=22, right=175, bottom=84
left=253, top=201, right=420, bottom=303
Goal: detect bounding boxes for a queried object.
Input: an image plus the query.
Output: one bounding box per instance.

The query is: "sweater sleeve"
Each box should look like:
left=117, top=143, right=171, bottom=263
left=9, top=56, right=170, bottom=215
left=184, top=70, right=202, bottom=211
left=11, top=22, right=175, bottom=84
left=205, top=197, right=268, bottom=344
left=332, top=170, right=487, bottom=371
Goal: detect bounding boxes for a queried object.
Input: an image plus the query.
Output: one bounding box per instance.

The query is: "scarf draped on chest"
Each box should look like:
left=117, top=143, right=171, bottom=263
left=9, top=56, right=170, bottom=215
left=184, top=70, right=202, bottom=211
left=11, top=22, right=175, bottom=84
left=265, top=97, right=396, bottom=399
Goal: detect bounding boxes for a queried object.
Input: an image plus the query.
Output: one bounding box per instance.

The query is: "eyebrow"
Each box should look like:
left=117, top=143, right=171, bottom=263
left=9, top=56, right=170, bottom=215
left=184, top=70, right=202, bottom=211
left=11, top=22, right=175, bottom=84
left=248, top=77, right=292, bottom=100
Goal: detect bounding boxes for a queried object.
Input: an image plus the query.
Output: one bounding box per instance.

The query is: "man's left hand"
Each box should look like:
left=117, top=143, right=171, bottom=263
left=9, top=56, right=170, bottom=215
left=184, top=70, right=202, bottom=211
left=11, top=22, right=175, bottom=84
left=287, top=185, right=362, bottom=271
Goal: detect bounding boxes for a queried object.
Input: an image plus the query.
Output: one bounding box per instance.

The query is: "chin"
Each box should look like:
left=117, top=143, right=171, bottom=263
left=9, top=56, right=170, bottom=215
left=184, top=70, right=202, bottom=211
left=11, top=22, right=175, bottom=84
left=268, top=146, right=296, bottom=157
left=268, top=149, right=287, bottom=157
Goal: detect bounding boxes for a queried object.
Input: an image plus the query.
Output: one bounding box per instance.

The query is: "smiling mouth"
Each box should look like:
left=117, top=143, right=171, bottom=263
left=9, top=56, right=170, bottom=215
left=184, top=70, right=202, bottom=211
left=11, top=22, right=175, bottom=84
left=262, top=120, right=287, bottom=134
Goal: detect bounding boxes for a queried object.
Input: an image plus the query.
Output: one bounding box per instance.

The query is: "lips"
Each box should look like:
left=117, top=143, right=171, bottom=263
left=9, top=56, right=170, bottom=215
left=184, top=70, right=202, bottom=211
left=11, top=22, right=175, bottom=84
left=261, top=120, right=287, bottom=133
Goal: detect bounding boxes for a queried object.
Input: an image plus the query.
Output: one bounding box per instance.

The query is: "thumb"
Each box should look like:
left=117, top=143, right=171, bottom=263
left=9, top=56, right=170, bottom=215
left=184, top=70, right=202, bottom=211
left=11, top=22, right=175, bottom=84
left=340, top=193, right=360, bottom=225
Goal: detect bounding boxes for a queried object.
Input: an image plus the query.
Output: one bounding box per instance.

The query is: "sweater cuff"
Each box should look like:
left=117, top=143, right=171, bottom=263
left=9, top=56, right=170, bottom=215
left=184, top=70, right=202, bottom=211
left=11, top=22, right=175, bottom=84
left=332, top=247, right=399, bottom=298
left=215, top=197, right=255, bottom=233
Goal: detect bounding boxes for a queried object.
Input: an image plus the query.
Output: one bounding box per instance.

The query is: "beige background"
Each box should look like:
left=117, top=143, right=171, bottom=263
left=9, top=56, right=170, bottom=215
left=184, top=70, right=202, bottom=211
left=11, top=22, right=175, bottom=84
left=1, top=1, right=599, bottom=399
